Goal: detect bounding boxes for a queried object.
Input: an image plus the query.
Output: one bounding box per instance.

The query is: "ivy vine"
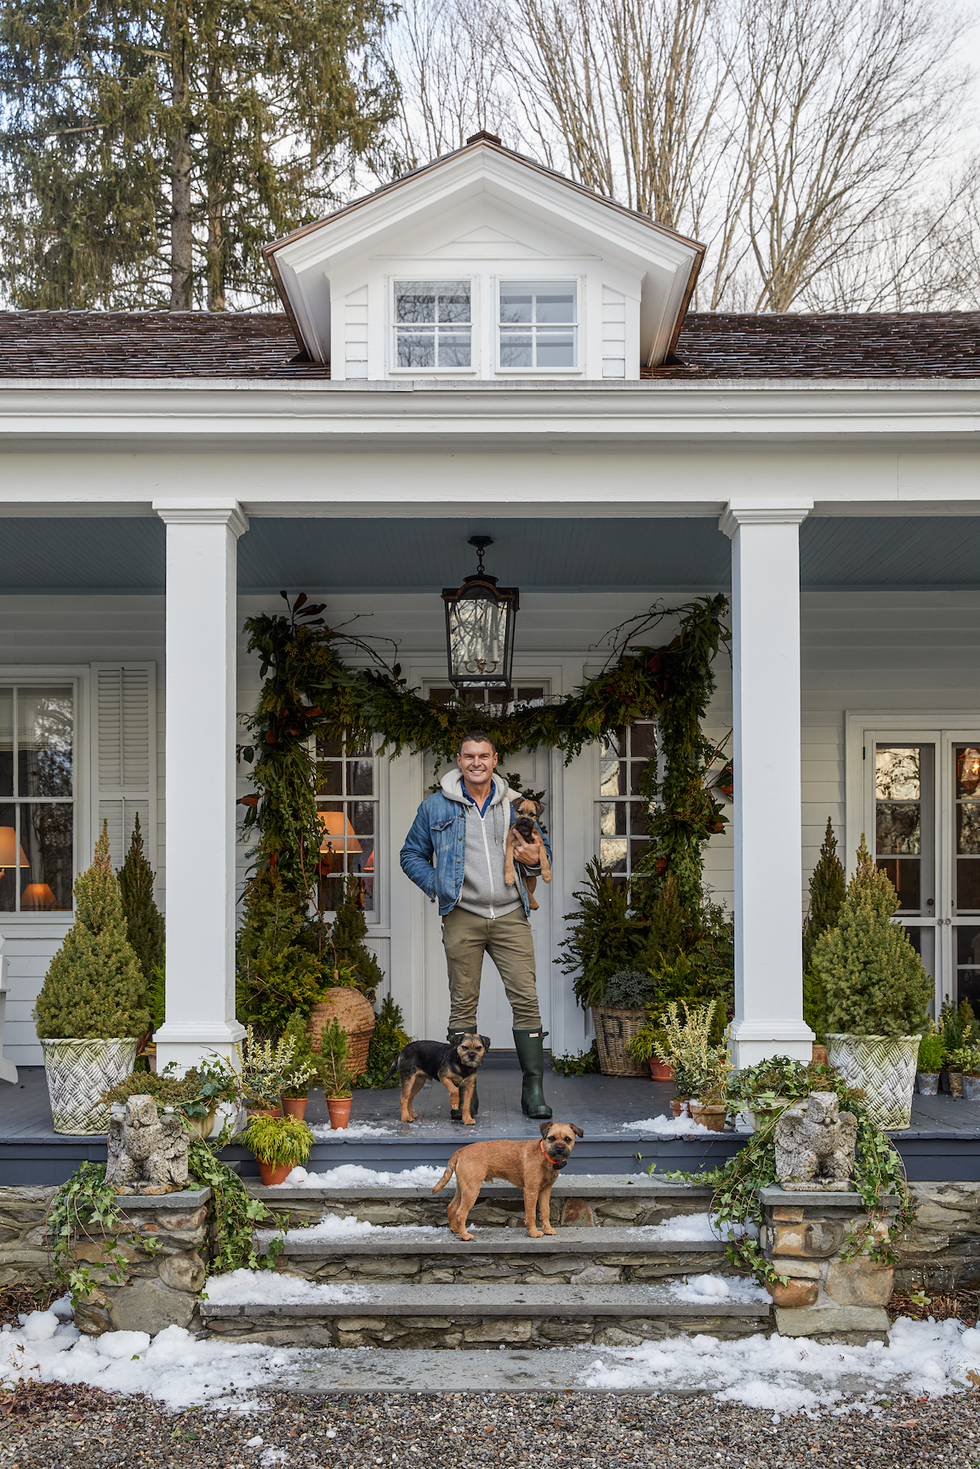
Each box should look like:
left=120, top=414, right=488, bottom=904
left=239, top=592, right=730, bottom=917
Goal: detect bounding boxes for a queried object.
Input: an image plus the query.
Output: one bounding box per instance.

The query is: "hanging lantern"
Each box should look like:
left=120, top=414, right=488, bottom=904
left=442, top=536, right=519, bottom=690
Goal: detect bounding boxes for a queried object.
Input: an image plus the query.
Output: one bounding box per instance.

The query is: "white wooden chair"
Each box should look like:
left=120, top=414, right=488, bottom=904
left=0, top=934, right=18, bottom=1084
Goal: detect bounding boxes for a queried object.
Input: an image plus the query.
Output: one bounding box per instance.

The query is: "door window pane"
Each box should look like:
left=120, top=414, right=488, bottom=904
left=0, top=686, right=74, bottom=912
left=596, top=723, right=658, bottom=890
left=315, top=734, right=379, bottom=915
left=874, top=745, right=932, bottom=915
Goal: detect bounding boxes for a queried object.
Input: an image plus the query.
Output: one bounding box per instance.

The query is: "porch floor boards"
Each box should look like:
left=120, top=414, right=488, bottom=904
left=4, top=1052, right=980, bottom=1184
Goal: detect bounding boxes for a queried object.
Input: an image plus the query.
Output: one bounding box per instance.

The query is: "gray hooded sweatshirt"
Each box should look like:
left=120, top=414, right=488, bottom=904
left=440, top=768, right=520, bottom=920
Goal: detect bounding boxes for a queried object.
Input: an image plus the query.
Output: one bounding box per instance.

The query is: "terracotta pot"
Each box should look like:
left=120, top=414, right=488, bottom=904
left=282, top=1096, right=308, bottom=1120
left=257, top=1159, right=292, bottom=1186
left=327, top=1096, right=353, bottom=1129
left=246, top=1106, right=282, bottom=1121
left=669, top=1097, right=692, bottom=1118
left=308, top=988, right=377, bottom=1077
left=811, top=1044, right=829, bottom=1066
left=649, top=1060, right=675, bottom=1082
left=689, top=1102, right=727, bottom=1133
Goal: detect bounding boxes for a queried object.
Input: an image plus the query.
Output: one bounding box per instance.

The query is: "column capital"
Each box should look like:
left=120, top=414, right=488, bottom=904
left=719, top=499, right=813, bottom=539
left=152, top=499, right=249, bottom=538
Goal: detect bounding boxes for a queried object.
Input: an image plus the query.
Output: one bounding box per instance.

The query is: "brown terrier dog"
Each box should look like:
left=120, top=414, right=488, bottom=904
left=504, top=798, right=552, bottom=910
left=384, top=1036, right=488, bottom=1125
left=433, top=1121, right=584, bottom=1240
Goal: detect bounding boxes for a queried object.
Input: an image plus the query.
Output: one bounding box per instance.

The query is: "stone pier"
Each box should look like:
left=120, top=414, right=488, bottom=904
left=759, top=1185, right=900, bottom=1342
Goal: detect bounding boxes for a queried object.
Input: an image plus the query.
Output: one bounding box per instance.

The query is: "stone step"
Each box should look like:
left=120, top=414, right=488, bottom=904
left=201, top=1280, right=771, bottom=1350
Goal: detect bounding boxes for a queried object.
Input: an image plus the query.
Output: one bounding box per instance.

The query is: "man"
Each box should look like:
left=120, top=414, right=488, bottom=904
left=399, top=730, right=552, bottom=1120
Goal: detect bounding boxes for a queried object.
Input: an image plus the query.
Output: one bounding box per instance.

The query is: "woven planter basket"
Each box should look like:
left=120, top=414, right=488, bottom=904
left=41, top=1036, right=139, bottom=1135
left=826, top=1032, right=921, bottom=1130
left=308, top=988, right=376, bottom=1078
left=592, top=1005, right=649, bottom=1078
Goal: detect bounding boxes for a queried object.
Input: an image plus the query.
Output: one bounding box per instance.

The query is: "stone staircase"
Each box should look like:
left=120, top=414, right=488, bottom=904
left=199, top=1175, right=773, bottom=1350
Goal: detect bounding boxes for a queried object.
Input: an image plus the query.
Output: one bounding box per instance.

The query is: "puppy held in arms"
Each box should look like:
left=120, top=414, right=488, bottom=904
left=504, top=798, right=552, bottom=910
left=384, top=1035, right=489, bottom=1125
left=433, top=1122, right=584, bottom=1240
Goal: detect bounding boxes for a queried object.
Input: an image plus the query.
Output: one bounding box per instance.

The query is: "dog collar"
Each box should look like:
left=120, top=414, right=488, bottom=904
left=540, top=1140, right=565, bottom=1168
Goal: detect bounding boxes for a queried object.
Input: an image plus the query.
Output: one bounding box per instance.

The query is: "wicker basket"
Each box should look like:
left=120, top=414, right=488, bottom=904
left=308, top=988, right=377, bottom=1078
left=591, top=1005, right=649, bottom=1078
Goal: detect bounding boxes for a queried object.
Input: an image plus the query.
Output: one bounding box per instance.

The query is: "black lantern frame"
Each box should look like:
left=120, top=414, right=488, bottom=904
left=441, top=537, right=520, bottom=690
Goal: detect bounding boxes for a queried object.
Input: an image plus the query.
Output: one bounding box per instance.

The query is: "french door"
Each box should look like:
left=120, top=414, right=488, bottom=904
left=854, top=722, right=980, bottom=1013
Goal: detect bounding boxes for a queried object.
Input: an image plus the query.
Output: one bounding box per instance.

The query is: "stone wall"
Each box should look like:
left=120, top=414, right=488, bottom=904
left=895, top=1182, right=980, bottom=1290
left=0, top=1185, right=57, bottom=1293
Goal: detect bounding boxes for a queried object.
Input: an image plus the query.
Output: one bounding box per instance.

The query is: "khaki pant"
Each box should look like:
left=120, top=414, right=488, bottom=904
left=442, top=905, right=542, bottom=1031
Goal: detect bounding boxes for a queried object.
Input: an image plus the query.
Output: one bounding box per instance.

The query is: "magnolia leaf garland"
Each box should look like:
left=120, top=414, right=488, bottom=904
left=239, top=594, right=730, bottom=912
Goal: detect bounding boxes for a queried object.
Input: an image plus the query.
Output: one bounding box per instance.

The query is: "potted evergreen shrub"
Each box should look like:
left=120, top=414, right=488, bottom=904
left=32, top=827, right=149, bottom=1134
left=592, top=967, right=657, bottom=1077
left=280, top=1010, right=320, bottom=1119
left=241, top=1112, right=315, bottom=1186
left=813, top=838, right=932, bottom=1130
left=315, top=1018, right=356, bottom=1129
left=946, top=1043, right=980, bottom=1102
left=117, top=813, right=165, bottom=1069
left=802, top=818, right=845, bottom=1063
left=235, top=1024, right=314, bottom=1118
left=655, top=999, right=729, bottom=1125
left=916, top=1032, right=945, bottom=1097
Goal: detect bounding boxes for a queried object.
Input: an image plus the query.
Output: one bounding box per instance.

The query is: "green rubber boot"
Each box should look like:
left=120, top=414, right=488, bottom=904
left=513, top=1028, right=553, bottom=1120
left=447, top=1029, right=479, bottom=1121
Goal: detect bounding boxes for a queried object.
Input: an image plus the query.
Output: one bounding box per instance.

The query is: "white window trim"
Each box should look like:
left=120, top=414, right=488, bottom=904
left=0, top=666, right=88, bottom=927
left=312, top=730, right=389, bottom=930
left=494, top=275, right=584, bottom=376
left=387, top=275, right=479, bottom=376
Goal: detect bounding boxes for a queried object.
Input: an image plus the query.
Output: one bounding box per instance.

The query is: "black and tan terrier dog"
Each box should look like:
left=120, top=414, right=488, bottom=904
left=385, top=1035, right=489, bottom=1125
left=504, top=797, right=552, bottom=910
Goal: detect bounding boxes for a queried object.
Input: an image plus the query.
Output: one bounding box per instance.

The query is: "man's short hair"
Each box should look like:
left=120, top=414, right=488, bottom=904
left=458, top=729, right=498, bottom=755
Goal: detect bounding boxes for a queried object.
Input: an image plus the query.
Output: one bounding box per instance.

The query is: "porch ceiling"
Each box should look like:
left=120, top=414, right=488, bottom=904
left=0, top=514, right=977, bottom=593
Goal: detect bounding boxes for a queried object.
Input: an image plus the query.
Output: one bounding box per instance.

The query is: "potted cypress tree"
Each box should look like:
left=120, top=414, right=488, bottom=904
left=813, top=838, right=932, bottom=1130
left=33, top=826, right=149, bottom=1134
left=802, top=818, right=845, bottom=1062
left=117, top=814, right=165, bottom=1068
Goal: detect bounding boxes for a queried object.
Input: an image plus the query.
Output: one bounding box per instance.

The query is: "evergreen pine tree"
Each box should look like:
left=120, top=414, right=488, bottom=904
left=117, top=814, right=165, bottom=989
left=33, top=825, right=149, bottom=1039
left=813, top=836, right=932, bottom=1038
left=803, top=817, right=847, bottom=970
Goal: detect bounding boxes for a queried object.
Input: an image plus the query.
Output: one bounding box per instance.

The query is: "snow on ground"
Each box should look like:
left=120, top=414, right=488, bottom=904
left=309, top=1122, right=396, bottom=1138
left=579, top=1316, right=980, bottom=1415
left=202, top=1270, right=368, bottom=1306
left=623, top=1114, right=717, bottom=1136
left=274, top=1163, right=445, bottom=1188
left=662, top=1273, right=772, bottom=1305
left=631, top=1211, right=758, bottom=1242
left=5, top=1297, right=980, bottom=1415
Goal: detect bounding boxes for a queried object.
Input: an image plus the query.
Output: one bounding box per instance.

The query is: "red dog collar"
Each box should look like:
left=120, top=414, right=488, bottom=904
left=540, top=1140, right=563, bottom=1166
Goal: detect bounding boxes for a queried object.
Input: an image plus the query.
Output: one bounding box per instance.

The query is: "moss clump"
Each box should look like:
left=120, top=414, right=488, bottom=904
left=33, top=825, right=148, bottom=1040
left=813, top=838, right=932, bottom=1039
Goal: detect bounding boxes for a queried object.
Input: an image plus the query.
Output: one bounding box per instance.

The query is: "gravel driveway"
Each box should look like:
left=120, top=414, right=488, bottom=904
left=3, top=1384, right=980, bottom=1468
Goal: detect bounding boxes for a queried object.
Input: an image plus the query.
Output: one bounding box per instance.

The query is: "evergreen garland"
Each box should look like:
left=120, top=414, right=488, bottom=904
left=239, top=593, right=730, bottom=926
left=33, top=825, right=148, bottom=1040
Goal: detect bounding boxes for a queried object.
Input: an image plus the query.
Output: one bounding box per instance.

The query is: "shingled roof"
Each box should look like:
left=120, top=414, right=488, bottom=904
left=0, top=308, right=975, bottom=379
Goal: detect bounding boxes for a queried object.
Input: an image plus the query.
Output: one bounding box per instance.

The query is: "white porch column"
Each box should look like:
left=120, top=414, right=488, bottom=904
left=151, top=500, right=248, bottom=1071
left=720, top=500, right=815, bottom=1069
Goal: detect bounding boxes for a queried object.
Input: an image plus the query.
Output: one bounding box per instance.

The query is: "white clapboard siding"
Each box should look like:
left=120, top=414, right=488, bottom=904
left=601, top=286, right=627, bottom=378
left=92, top=663, right=157, bottom=870
left=345, top=285, right=369, bottom=380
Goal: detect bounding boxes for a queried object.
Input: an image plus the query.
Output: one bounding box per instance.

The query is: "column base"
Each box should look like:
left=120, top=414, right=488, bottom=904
left=730, top=1019, right=815, bottom=1070
left=153, top=1021, right=246, bottom=1075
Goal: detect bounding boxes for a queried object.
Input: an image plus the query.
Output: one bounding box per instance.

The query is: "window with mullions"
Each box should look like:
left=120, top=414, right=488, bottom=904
left=0, top=685, right=74, bottom=912
left=597, top=723, right=658, bottom=889
left=499, top=280, right=577, bottom=369
left=315, top=734, right=379, bottom=917
left=427, top=685, right=545, bottom=713
left=394, top=280, right=471, bottom=369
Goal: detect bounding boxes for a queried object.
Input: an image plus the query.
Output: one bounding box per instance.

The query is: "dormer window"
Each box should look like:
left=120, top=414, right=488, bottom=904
left=394, top=279, right=471, bottom=369
left=499, top=280, right=577, bottom=370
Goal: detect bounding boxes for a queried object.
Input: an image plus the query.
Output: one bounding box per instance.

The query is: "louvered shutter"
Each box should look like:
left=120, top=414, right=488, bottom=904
left=92, top=664, right=157, bottom=867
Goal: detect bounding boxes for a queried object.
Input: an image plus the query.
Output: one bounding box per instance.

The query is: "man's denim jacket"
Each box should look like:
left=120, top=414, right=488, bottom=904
left=399, top=786, right=551, bottom=918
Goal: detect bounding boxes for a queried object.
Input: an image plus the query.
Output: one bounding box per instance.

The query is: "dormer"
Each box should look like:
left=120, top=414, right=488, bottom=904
left=265, top=134, right=703, bottom=382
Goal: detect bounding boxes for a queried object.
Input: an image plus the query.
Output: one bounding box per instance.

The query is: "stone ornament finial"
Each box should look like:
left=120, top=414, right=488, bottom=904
left=106, top=1094, right=189, bottom=1195
left=774, top=1090, right=857, bottom=1192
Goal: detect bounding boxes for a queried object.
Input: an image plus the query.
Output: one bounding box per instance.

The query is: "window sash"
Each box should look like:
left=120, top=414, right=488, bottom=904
left=0, top=682, right=75, bottom=914
left=499, top=281, right=578, bottom=370
left=315, top=733, right=380, bottom=919
left=595, top=722, right=658, bottom=886
left=393, top=280, right=472, bottom=370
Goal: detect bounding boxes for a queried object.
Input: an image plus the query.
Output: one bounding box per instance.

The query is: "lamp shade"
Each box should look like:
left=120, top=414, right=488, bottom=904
left=21, top=882, right=56, bottom=910
left=442, top=572, right=519, bottom=689
left=0, top=827, right=29, bottom=869
left=318, top=811, right=363, bottom=856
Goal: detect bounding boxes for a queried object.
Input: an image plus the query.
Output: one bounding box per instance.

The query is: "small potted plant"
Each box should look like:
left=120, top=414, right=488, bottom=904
left=813, top=839, right=932, bottom=1130
left=725, top=1055, right=837, bottom=1132
left=101, top=1056, right=238, bottom=1139
left=655, top=999, right=729, bottom=1124
left=946, top=1042, right=980, bottom=1102
left=315, top=1017, right=356, bottom=1129
left=916, top=1031, right=945, bottom=1097
left=241, top=1112, right=315, bottom=1186
left=235, top=1024, right=314, bottom=1118
left=280, top=1010, right=320, bottom=1120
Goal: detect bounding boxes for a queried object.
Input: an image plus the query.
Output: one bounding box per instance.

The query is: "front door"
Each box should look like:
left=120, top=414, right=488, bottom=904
left=869, top=730, right=980, bottom=1013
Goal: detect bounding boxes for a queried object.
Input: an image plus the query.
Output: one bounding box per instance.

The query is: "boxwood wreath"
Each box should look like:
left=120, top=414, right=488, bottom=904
left=238, top=591, right=731, bottom=930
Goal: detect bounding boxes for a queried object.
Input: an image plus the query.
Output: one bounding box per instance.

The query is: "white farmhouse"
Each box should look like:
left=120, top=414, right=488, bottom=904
left=0, top=133, right=978, bottom=1075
